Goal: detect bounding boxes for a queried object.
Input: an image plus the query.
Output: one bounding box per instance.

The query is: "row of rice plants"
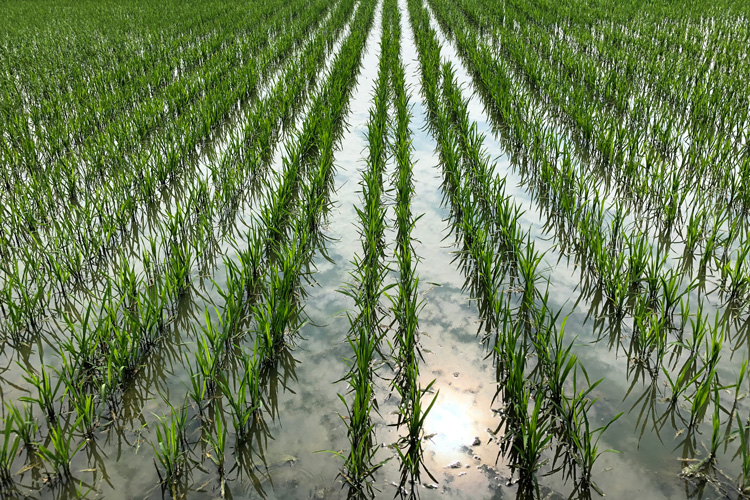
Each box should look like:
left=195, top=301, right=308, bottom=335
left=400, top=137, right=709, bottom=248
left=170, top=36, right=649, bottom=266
left=0, top=0, right=308, bottom=240
left=0, top=12, right=346, bottom=468
left=426, top=0, right=750, bottom=493
left=334, top=0, right=394, bottom=491
left=0, top=0, right=296, bottom=220
left=0, top=0, right=360, bottom=495
left=383, top=0, right=437, bottom=491
left=449, top=0, right=750, bottom=300
left=0, top=0, right=336, bottom=343
left=1, top=1, right=251, bottom=168
left=0, top=0, right=322, bottom=246
left=429, top=0, right=708, bottom=378
left=141, top=2, right=364, bottom=446
left=70, top=0, right=357, bottom=407
left=482, top=0, right=749, bottom=218
left=154, top=0, right=377, bottom=495
left=406, top=0, right=617, bottom=495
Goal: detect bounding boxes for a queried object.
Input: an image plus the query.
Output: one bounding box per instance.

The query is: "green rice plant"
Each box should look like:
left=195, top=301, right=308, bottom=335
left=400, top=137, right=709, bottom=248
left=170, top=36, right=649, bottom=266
left=195, top=316, right=222, bottom=399
left=703, top=315, right=725, bottom=377
left=662, top=357, right=705, bottom=408
left=0, top=278, right=25, bottom=338
left=253, top=238, right=306, bottom=363
left=683, top=208, right=705, bottom=255
left=152, top=403, right=189, bottom=488
left=99, top=308, right=140, bottom=391
left=689, top=367, right=717, bottom=428
left=0, top=262, right=49, bottom=338
left=679, top=302, right=709, bottom=355
left=62, top=373, right=99, bottom=440
left=214, top=261, right=245, bottom=338
left=659, top=270, right=690, bottom=321
left=186, top=358, right=209, bottom=414
left=495, top=325, right=528, bottom=447
left=237, top=227, right=265, bottom=289
left=6, top=403, right=37, bottom=450
left=0, top=416, right=19, bottom=487
left=719, top=244, right=750, bottom=302
left=37, top=416, right=85, bottom=478
left=737, top=418, right=750, bottom=494
left=19, top=363, right=63, bottom=426
left=204, top=413, right=227, bottom=498
left=115, top=258, right=140, bottom=312
left=708, top=391, right=723, bottom=462
left=536, top=318, right=578, bottom=412
left=337, top=313, right=385, bottom=488
left=143, top=235, right=160, bottom=283
left=512, top=391, right=552, bottom=497
left=601, top=252, right=629, bottom=319
left=699, top=217, right=724, bottom=272
left=517, top=239, right=545, bottom=321
left=736, top=359, right=748, bottom=404
left=632, top=307, right=666, bottom=366
left=166, top=240, right=193, bottom=298
left=61, top=304, right=104, bottom=381
left=216, top=351, right=261, bottom=441
left=142, top=277, right=170, bottom=339
left=626, top=232, right=650, bottom=289
left=393, top=375, right=437, bottom=487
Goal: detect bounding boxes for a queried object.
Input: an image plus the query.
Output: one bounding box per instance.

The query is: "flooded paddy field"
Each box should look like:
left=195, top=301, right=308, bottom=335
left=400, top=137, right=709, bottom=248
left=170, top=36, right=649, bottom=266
left=2, top=0, right=750, bottom=498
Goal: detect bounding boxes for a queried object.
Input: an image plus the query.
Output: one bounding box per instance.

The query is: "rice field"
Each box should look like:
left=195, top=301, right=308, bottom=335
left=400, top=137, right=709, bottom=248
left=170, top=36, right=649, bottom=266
left=2, top=0, right=750, bottom=498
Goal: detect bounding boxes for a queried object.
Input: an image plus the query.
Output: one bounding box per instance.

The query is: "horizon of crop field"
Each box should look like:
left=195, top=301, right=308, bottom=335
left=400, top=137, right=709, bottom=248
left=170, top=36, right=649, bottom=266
left=2, top=0, right=750, bottom=498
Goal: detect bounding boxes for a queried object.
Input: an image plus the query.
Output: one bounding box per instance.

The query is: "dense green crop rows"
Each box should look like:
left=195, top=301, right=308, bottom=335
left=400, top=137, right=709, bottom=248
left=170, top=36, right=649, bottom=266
left=1, top=0, right=749, bottom=497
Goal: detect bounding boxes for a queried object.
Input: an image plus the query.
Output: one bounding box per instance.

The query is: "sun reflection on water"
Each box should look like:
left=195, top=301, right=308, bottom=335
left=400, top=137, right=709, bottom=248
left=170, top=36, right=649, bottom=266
left=428, top=398, right=475, bottom=450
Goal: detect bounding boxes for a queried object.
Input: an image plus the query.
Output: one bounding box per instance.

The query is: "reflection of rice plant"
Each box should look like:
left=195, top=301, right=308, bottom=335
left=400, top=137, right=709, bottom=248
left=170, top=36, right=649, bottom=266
left=565, top=396, right=621, bottom=495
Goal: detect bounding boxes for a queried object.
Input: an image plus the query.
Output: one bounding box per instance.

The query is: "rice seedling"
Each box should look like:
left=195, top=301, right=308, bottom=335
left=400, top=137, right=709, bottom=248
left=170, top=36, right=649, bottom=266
left=152, top=402, right=189, bottom=489
left=689, top=367, right=717, bottom=429
left=737, top=418, right=750, bottom=494
left=216, top=350, right=262, bottom=441
left=6, top=403, right=37, bottom=452
left=708, top=392, right=723, bottom=463
left=662, top=358, right=705, bottom=409
left=62, top=376, right=99, bottom=440
left=19, top=363, right=63, bottom=427
left=204, top=413, right=228, bottom=497
left=393, top=374, right=438, bottom=487
left=735, top=359, right=748, bottom=404
left=37, top=416, right=85, bottom=479
left=0, top=416, right=19, bottom=488
left=512, top=391, right=552, bottom=497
